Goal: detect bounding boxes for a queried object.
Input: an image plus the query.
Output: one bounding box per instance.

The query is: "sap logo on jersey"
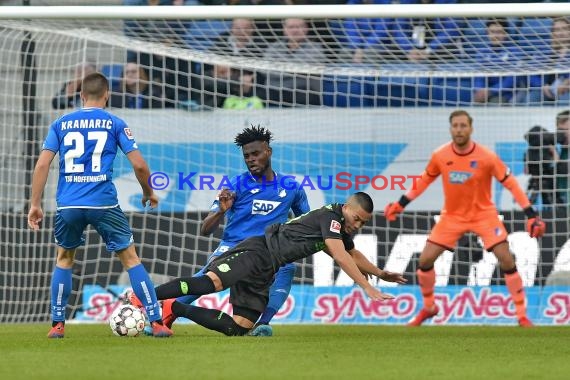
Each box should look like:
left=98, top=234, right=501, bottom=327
left=252, top=200, right=281, bottom=215
left=449, top=171, right=472, bottom=184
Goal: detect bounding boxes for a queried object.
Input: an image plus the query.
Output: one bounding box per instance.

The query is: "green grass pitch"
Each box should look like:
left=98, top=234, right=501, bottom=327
left=1, top=324, right=569, bottom=380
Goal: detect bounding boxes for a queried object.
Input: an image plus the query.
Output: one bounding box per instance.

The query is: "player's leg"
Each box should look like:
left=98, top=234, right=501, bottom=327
left=173, top=244, right=232, bottom=305
left=157, top=245, right=235, bottom=332
left=154, top=270, right=222, bottom=300
left=156, top=261, right=219, bottom=331
left=408, top=217, right=462, bottom=326
left=158, top=270, right=243, bottom=335
left=251, top=262, right=296, bottom=337
left=48, top=247, right=76, bottom=338
left=48, top=208, right=86, bottom=338
left=156, top=241, right=265, bottom=301
left=407, top=241, right=447, bottom=326
left=492, top=242, right=532, bottom=326
left=171, top=302, right=259, bottom=336
left=476, top=218, right=532, bottom=327
left=167, top=243, right=272, bottom=336
left=92, top=207, right=171, bottom=337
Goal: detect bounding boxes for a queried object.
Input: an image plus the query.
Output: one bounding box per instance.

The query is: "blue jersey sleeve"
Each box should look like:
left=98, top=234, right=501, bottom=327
left=113, top=116, right=138, bottom=155
left=292, top=187, right=310, bottom=216
left=42, top=121, right=60, bottom=153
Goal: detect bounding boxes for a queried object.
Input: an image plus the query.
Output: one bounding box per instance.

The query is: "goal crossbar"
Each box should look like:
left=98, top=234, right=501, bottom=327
left=2, top=4, right=570, bottom=20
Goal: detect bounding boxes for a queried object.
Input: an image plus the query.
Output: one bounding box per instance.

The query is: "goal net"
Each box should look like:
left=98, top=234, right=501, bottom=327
left=1, top=2, right=570, bottom=325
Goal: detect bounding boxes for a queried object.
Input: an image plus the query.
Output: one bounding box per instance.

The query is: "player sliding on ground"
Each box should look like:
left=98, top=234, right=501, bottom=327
left=384, top=109, right=546, bottom=327
left=131, top=192, right=406, bottom=336
left=154, top=125, right=310, bottom=337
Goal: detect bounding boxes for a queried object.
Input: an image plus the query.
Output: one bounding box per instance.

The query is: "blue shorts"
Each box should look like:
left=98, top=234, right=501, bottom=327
left=54, top=207, right=134, bottom=253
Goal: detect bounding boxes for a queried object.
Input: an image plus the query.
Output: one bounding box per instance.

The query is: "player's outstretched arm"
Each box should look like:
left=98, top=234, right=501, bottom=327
left=126, top=150, right=158, bottom=209
left=348, top=248, right=407, bottom=284
left=28, top=150, right=56, bottom=230
left=200, top=189, right=235, bottom=236
left=384, top=170, right=436, bottom=221
left=500, top=174, right=546, bottom=238
left=325, top=239, right=394, bottom=301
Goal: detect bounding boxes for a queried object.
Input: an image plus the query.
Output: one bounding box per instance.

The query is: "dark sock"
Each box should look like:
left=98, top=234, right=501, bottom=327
left=52, top=321, right=64, bottom=327
left=155, top=276, right=216, bottom=300
left=172, top=302, right=249, bottom=336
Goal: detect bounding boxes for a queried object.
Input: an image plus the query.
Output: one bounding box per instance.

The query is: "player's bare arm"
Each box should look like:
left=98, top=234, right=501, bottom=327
left=200, top=189, right=236, bottom=235
left=348, top=248, right=407, bottom=284
left=325, top=238, right=394, bottom=301
left=27, top=150, right=56, bottom=230
left=126, top=150, right=158, bottom=208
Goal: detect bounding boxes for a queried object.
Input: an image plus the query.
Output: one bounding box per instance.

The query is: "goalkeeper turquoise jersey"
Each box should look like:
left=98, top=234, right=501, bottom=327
left=42, top=107, right=138, bottom=209
left=209, top=171, right=310, bottom=244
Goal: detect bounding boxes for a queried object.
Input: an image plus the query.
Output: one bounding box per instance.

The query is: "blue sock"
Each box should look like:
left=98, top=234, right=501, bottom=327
left=127, top=264, right=161, bottom=322
left=51, top=266, right=72, bottom=323
left=175, top=265, right=207, bottom=305
left=258, top=263, right=295, bottom=325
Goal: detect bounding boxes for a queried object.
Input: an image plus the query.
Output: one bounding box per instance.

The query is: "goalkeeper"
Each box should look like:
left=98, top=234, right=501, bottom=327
left=384, top=109, right=545, bottom=327
left=131, top=192, right=406, bottom=336
left=154, top=125, right=310, bottom=337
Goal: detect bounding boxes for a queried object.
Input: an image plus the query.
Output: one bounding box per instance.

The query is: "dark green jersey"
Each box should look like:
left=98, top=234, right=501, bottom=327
left=264, top=203, right=355, bottom=266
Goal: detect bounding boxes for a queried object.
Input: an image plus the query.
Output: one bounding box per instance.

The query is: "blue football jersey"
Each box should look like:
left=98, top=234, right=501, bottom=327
left=209, top=171, right=310, bottom=243
left=42, top=107, right=138, bottom=208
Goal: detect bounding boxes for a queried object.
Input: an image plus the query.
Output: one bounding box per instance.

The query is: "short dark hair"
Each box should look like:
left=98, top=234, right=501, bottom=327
left=234, top=124, right=273, bottom=147
left=81, top=72, right=108, bottom=99
left=556, top=110, right=570, bottom=126
left=350, top=192, right=374, bottom=213
left=449, top=109, right=473, bottom=125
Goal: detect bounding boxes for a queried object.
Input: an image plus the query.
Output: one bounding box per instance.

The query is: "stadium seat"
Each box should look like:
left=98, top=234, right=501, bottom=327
left=430, top=78, right=475, bottom=106
left=322, top=73, right=375, bottom=108
left=517, top=17, right=552, bottom=57
left=100, top=63, right=123, bottom=88
left=430, top=62, right=475, bottom=106
left=184, top=20, right=230, bottom=51
left=374, top=63, right=430, bottom=107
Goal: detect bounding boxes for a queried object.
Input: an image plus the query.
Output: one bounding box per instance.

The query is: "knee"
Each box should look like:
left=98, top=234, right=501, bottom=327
left=116, top=245, right=141, bottom=269
left=418, top=256, right=436, bottom=270
left=206, top=272, right=224, bottom=291
left=498, top=255, right=516, bottom=270
left=56, top=248, right=76, bottom=268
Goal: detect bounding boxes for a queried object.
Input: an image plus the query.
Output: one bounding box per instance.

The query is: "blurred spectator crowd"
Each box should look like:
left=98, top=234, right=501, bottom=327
left=54, top=0, right=570, bottom=110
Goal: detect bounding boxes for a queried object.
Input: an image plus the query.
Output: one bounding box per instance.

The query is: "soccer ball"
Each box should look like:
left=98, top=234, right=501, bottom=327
left=109, top=304, right=146, bottom=337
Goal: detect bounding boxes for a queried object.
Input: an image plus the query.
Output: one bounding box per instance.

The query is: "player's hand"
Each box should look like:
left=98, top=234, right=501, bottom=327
left=27, top=205, right=43, bottom=231
left=361, top=271, right=371, bottom=281
left=527, top=216, right=546, bottom=238
left=379, top=270, right=408, bottom=285
left=142, top=193, right=159, bottom=209
left=217, top=189, right=235, bottom=212
left=364, top=286, right=394, bottom=301
left=384, top=202, right=404, bottom=221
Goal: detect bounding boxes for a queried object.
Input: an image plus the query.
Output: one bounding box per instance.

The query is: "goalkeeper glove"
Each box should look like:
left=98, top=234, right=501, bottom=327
left=384, top=196, right=410, bottom=221
left=524, top=207, right=546, bottom=238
